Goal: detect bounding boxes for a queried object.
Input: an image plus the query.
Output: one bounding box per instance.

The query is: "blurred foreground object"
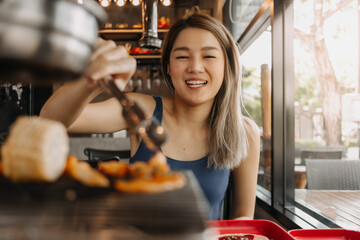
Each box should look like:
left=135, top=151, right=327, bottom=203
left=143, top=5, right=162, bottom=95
left=99, top=152, right=186, bottom=194
left=65, top=154, right=110, bottom=187
left=0, top=0, right=107, bottom=84
left=1, top=116, right=69, bottom=182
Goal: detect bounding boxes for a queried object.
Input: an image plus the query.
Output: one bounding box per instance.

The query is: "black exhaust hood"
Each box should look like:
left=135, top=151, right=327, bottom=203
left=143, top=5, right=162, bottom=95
left=139, top=0, right=162, bottom=49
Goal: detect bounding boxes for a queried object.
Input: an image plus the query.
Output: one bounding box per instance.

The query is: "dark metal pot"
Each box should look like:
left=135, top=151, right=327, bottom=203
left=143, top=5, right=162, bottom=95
left=0, top=0, right=107, bottom=84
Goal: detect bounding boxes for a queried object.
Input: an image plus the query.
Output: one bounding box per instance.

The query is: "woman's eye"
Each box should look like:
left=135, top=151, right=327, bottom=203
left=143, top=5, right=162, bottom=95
left=204, top=55, right=216, bottom=59
left=176, top=56, right=189, bottom=59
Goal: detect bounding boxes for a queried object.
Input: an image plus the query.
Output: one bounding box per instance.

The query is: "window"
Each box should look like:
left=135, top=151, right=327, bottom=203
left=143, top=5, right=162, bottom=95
left=293, top=0, right=360, bottom=230
left=240, top=0, right=360, bottom=230
left=241, top=28, right=272, bottom=193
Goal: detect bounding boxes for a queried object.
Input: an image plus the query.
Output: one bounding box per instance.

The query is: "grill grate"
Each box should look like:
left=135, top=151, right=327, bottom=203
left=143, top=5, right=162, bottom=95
left=0, top=171, right=209, bottom=239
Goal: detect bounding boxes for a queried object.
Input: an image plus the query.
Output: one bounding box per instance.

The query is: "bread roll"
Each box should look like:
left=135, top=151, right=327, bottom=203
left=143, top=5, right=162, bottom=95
left=1, top=116, right=69, bottom=182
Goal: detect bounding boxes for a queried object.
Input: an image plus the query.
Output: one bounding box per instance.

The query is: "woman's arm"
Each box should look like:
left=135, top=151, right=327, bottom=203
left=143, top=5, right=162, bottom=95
left=40, top=76, right=102, bottom=128
left=230, top=117, right=261, bottom=219
left=40, top=38, right=137, bottom=133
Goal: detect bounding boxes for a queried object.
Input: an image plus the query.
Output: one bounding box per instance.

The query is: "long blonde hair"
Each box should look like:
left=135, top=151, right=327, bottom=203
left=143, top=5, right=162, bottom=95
left=161, top=13, right=249, bottom=169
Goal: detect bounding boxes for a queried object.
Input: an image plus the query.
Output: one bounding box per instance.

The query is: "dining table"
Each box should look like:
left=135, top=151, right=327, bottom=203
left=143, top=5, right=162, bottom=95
left=295, top=189, right=360, bottom=231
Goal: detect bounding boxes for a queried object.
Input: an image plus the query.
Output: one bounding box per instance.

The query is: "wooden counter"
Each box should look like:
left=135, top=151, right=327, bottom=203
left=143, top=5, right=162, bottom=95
left=295, top=189, right=360, bottom=231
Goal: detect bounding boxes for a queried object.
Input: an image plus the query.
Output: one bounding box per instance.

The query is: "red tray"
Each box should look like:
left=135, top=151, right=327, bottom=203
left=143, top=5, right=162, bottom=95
left=205, top=220, right=295, bottom=240
left=288, top=229, right=360, bottom=240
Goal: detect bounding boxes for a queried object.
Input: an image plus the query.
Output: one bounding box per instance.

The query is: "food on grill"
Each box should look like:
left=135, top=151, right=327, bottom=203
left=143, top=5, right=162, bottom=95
left=128, top=161, right=154, bottom=178
left=114, top=172, right=185, bottom=193
left=98, top=160, right=129, bottom=178
left=99, top=151, right=185, bottom=193
left=148, top=151, right=170, bottom=176
left=217, top=234, right=269, bottom=240
left=1, top=116, right=69, bottom=182
left=65, top=155, right=110, bottom=188
left=0, top=117, right=184, bottom=193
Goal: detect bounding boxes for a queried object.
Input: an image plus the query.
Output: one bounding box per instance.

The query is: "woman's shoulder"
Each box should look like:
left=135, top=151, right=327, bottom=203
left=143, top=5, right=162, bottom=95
left=243, top=116, right=260, bottom=139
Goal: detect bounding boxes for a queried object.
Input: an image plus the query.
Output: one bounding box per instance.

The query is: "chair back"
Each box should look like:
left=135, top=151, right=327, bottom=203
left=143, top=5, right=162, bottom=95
left=300, top=150, right=342, bottom=165
left=305, top=159, right=360, bottom=190
left=84, top=148, right=131, bottom=167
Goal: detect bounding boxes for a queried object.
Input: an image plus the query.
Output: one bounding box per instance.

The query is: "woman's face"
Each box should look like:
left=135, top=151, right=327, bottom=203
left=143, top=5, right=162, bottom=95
left=168, top=27, right=225, bottom=106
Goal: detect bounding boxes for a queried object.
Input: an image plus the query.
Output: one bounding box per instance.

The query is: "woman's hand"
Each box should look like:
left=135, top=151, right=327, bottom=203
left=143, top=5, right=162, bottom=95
left=84, top=38, right=137, bottom=90
left=40, top=38, right=136, bottom=131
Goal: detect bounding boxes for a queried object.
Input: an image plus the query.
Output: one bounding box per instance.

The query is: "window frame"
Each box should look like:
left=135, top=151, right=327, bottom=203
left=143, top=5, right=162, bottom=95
left=238, top=0, right=346, bottom=229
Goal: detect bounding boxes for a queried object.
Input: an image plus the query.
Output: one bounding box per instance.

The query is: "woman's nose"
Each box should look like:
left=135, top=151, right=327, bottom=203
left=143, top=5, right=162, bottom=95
left=187, top=58, right=204, bottom=73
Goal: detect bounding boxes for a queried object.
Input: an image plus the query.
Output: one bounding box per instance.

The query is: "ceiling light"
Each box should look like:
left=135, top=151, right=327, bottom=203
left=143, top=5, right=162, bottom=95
left=99, top=0, right=110, bottom=7
left=130, top=0, right=141, bottom=6
left=115, top=0, right=126, bottom=7
left=160, top=0, right=172, bottom=6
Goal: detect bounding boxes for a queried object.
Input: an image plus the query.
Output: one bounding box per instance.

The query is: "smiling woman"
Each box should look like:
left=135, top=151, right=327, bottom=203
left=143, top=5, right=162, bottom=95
left=40, top=12, right=260, bottom=221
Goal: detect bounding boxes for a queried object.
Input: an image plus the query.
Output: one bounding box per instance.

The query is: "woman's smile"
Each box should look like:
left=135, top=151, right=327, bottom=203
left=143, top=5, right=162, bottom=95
left=185, top=78, right=208, bottom=88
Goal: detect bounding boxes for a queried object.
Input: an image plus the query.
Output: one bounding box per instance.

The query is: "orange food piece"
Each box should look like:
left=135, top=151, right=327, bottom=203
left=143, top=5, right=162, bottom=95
left=65, top=155, right=110, bottom=188
left=64, top=154, right=78, bottom=173
left=62, top=152, right=186, bottom=193
left=149, top=152, right=170, bottom=177
left=98, top=161, right=129, bottom=178
left=114, top=173, right=186, bottom=193
left=128, top=161, right=153, bottom=179
left=128, top=152, right=170, bottom=179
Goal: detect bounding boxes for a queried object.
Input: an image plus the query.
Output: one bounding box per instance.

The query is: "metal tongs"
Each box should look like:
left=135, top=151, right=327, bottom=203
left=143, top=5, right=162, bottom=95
left=102, top=79, right=167, bottom=151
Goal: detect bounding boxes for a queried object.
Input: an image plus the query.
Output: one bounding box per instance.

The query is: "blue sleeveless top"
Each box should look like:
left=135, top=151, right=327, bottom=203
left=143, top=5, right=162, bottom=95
left=129, top=96, right=230, bottom=220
